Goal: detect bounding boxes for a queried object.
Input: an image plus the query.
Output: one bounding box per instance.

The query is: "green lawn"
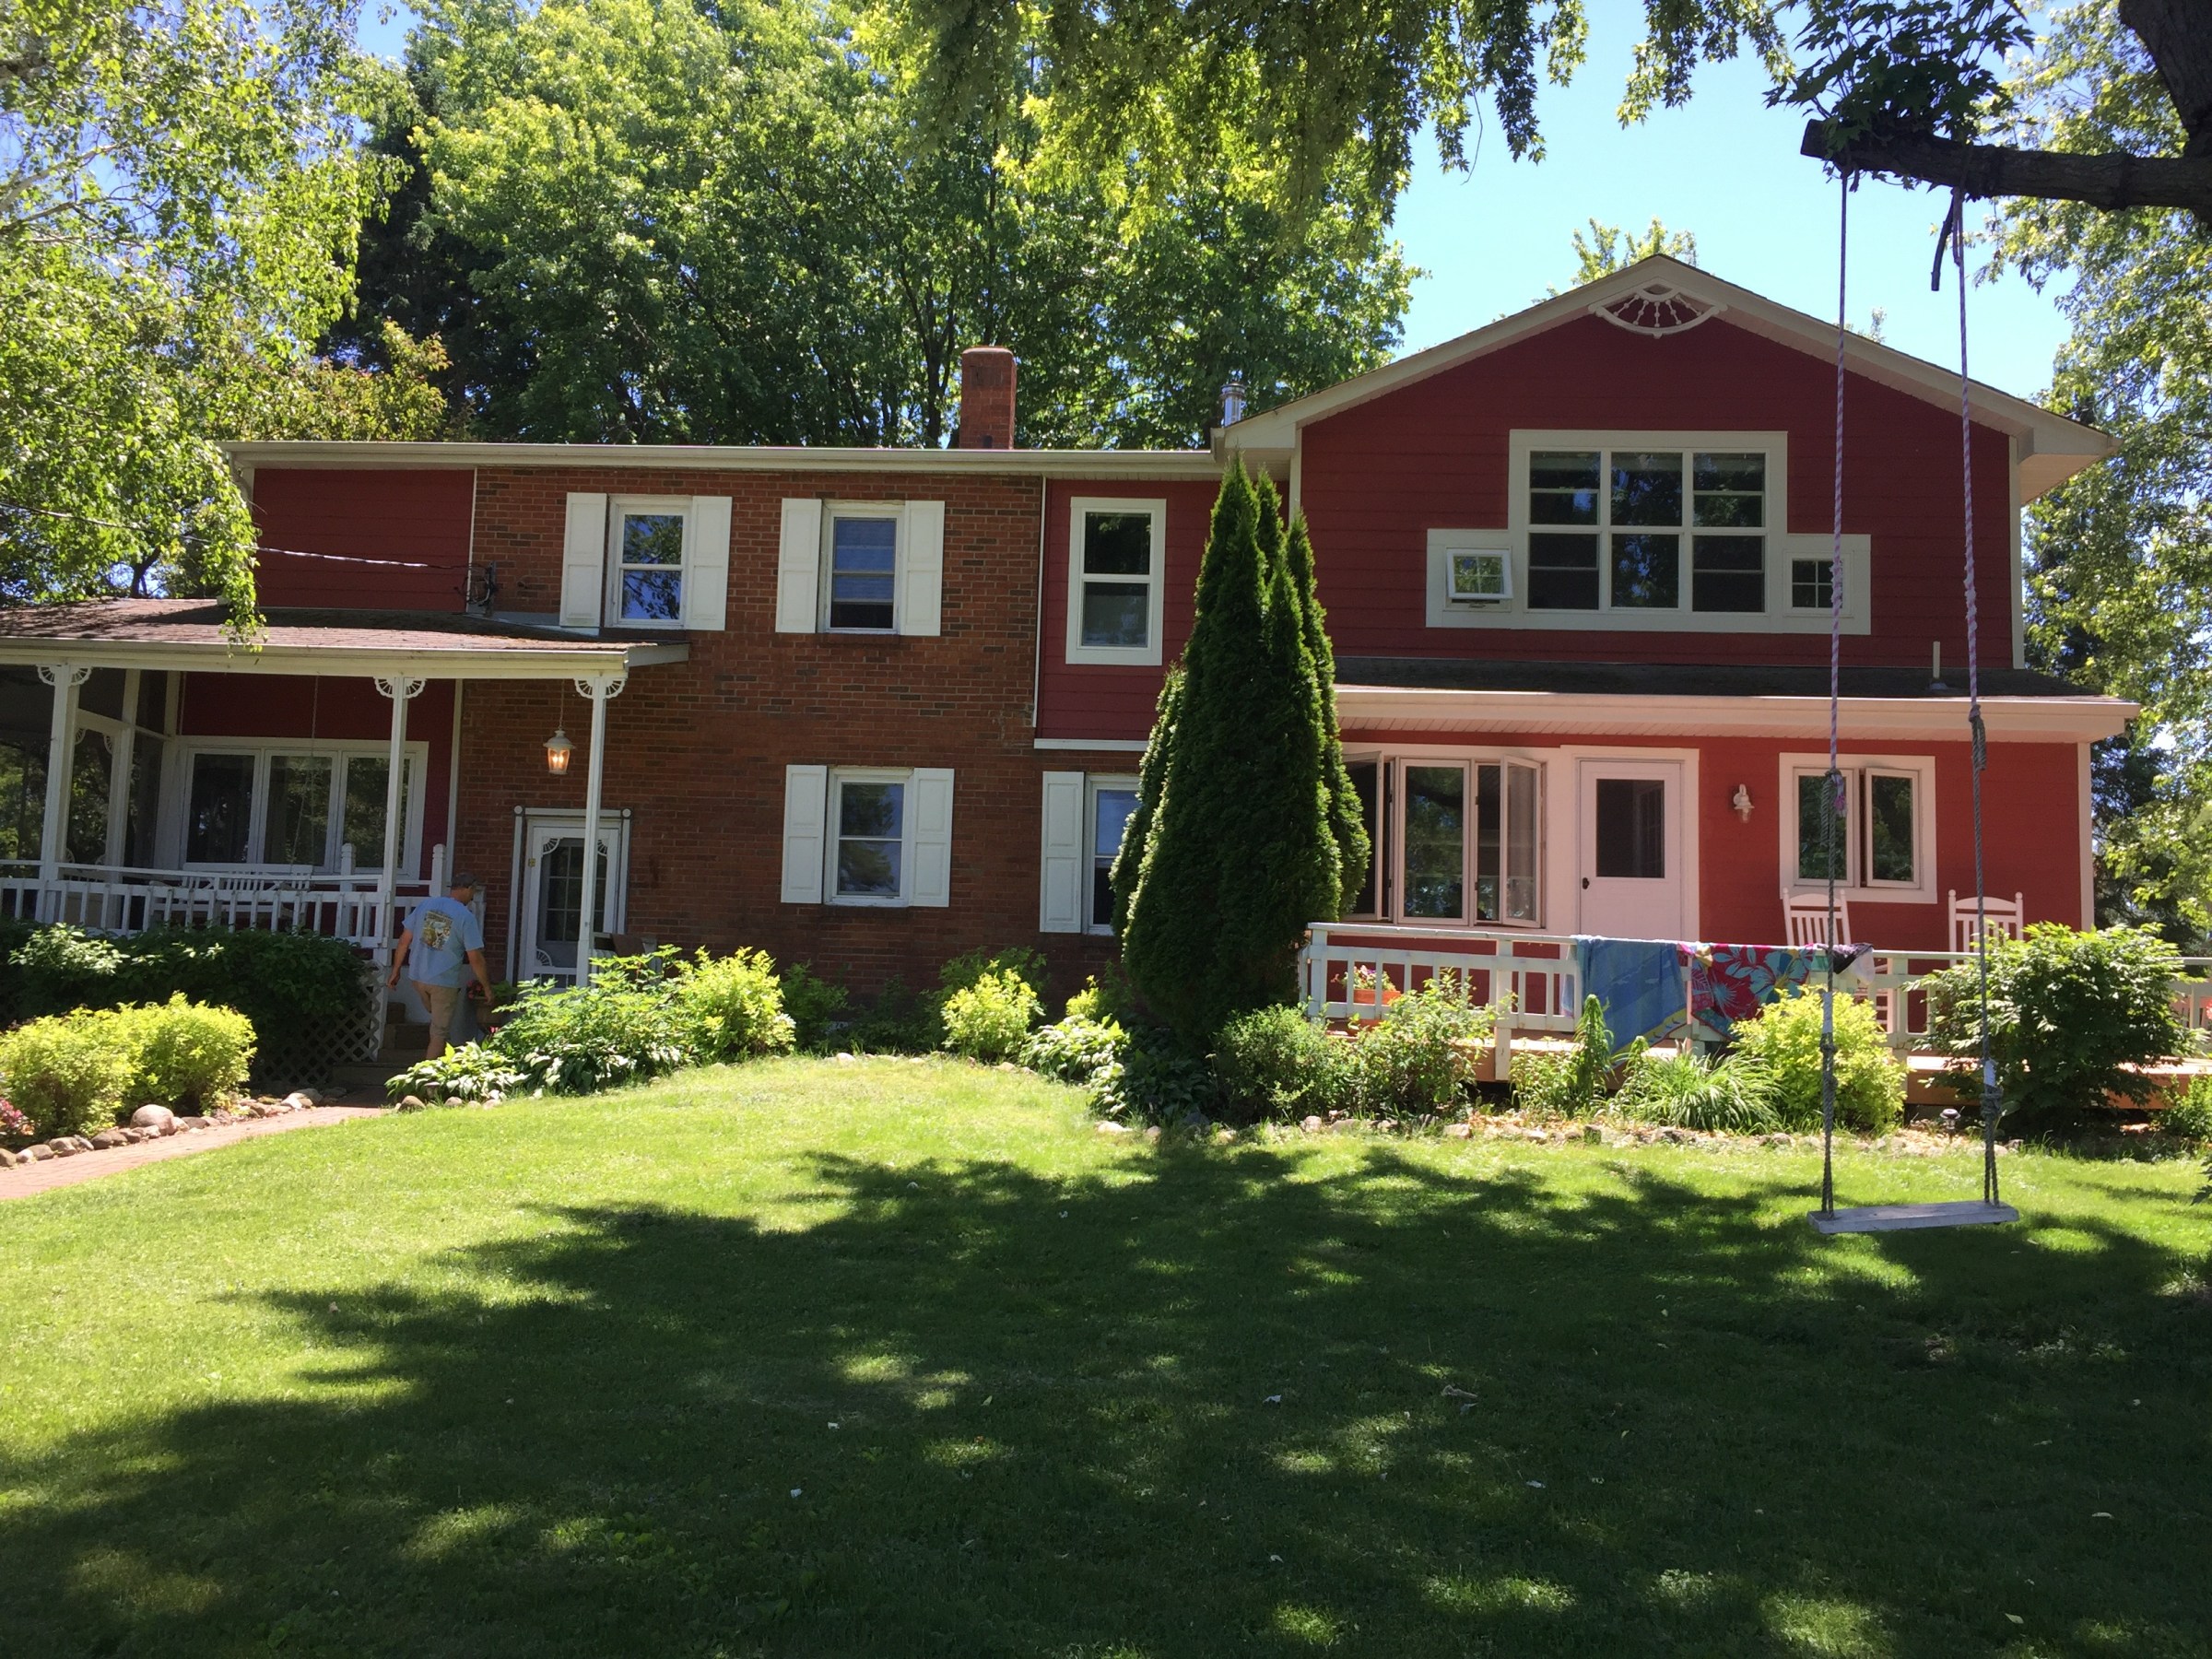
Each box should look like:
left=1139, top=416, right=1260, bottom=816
left=1, top=1060, right=2207, bottom=1658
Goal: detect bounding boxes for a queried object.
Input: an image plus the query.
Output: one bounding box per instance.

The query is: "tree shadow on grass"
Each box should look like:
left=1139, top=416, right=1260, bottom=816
left=2, top=1140, right=2209, bottom=1657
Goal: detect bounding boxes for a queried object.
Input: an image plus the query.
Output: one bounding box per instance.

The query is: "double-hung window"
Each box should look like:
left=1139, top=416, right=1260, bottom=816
left=605, top=499, right=691, bottom=626
left=182, top=746, right=420, bottom=872
left=771, top=499, right=945, bottom=637
left=781, top=764, right=954, bottom=908
left=831, top=771, right=907, bottom=902
left=825, top=511, right=900, bottom=631
left=1066, top=498, right=1167, bottom=665
left=1527, top=447, right=1768, bottom=615
left=1784, top=756, right=1933, bottom=900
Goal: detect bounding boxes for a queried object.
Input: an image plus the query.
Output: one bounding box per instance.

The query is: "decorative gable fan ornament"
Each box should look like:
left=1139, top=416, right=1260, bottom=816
left=1593, top=282, right=1720, bottom=336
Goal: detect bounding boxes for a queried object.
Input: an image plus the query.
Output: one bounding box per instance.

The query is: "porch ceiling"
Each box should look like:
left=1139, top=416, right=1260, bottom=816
left=1335, top=658, right=2135, bottom=743
left=0, top=599, right=686, bottom=679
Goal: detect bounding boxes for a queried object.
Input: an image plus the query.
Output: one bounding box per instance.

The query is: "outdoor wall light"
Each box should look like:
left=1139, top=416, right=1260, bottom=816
left=545, top=726, right=574, bottom=776
left=1732, top=784, right=1754, bottom=822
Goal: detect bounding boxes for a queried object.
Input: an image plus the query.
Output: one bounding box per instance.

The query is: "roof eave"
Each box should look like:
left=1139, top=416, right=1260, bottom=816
left=219, top=440, right=1220, bottom=478
left=0, top=636, right=687, bottom=679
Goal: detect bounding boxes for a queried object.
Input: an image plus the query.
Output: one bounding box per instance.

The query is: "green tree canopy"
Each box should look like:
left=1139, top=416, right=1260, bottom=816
left=334, top=0, right=1412, bottom=448
left=1116, top=466, right=1362, bottom=1040
left=1996, top=2, right=2212, bottom=946
left=0, top=0, right=400, bottom=607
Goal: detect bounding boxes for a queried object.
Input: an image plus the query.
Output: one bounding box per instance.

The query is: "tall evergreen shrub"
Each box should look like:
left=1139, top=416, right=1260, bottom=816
left=1114, top=464, right=1363, bottom=1038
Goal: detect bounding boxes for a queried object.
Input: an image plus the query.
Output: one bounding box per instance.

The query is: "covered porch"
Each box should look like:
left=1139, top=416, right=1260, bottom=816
left=0, top=601, right=684, bottom=984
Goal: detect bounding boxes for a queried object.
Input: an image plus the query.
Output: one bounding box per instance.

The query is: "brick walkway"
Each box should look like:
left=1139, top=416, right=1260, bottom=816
left=0, top=1107, right=385, bottom=1202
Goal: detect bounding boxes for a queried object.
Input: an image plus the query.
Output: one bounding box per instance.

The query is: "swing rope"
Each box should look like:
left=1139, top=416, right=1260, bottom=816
left=1818, top=175, right=1847, bottom=1216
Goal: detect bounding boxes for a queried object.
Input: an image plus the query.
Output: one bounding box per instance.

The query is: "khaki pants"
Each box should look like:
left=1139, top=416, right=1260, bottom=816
left=416, top=983, right=463, bottom=1061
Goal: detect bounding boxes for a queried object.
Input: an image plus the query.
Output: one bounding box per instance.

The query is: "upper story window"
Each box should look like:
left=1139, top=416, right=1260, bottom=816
left=1426, top=433, right=1866, bottom=637
left=826, top=511, right=900, bottom=631
left=774, top=499, right=946, bottom=638
left=1527, top=448, right=1767, bottom=614
left=1066, top=497, right=1167, bottom=665
left=607, top=501, right=688, bottom=625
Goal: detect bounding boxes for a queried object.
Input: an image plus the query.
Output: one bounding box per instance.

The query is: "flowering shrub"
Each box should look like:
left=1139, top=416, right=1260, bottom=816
left=0, top=1099, right=33, bottom=1145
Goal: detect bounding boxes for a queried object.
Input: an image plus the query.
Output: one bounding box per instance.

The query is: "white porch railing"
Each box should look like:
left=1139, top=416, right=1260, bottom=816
left=1300, top=924, right=2212, bottom=1067
left=0, top=845, right=445, bottom=952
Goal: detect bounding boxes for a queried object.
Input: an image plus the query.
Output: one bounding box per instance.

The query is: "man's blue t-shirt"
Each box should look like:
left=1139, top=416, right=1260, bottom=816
left=403, top=896, right=484, bottom=988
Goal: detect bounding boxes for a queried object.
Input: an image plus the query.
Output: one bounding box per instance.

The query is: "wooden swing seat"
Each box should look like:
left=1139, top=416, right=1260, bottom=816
left=1806, top=1201, right=2018, bottom=1235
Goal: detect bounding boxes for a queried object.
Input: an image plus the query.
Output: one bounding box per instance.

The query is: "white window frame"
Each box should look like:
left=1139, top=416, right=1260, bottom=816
left=1341, top=751, right=1387, bottom=918
left=1423, top=432, right=1871, bottom=635
left=1386, top=750, right=1547, bottom=930
left=825, top=767, right=912, bottom=907
left=1065, top=496, right=1167, bottom=666
left=602, top=495, right=693, bottom=631
left=1084, top=774, right=1141, bottom=935
left=819, top=503, right=904, bottom=634
left=1778, top=751, right=1937, bottom=903
left=168, top=740, right=428, bottom=874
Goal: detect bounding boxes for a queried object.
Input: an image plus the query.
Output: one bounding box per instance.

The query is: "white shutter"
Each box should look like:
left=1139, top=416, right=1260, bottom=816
left=775, top=498, right=824, bottom=633
left=559, top=493, right=608, bottom=628
left=1039, top=771, right=1084, bottom=933
left=900, top=500, right=945, bottom=637
left=780, top=765, right=828, bottom=904
left=683, top=495, right=731, bottom=630
left=909, top=767, right=954, bottom=908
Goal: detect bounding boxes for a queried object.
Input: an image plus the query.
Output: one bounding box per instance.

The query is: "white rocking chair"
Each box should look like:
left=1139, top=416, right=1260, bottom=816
left=1948, top=889, right=2025, bottom=953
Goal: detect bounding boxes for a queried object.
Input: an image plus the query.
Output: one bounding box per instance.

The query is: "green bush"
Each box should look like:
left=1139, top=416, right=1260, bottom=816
left=1348, top=971, right=1494, bottom=1118
left=0, top=1011, right=132, bottom=1136
left=1730, top=985, right=1903, bottom=1135
left=1022, top=1014, right=1127, bottom=1088
left=674, top=947, right=796, bottom=1062
left=1925, top=924, right=2188, bottom=1129
left=940, top=947, right=1047, bottom=1001
left=388, top=1041, right=527, bottom=1105
left=941, top=970, right=1043, bottom=1063
left=779, top=963, right=850, bottom=1052
left=1613, top=1050, right=1778, bottom=1135
left=1095, top=1025, right=1218, bottom=1123
left=2161, top=1075, right=2212, bottom=1146
left=123, top=994, right=255, bottom=1114
left=1510, top=995, right=1615, bottom=1118
left=1064, top=966, right=1140, bottom=1026
left=492, top=950, right=696, bottom=1094
left=1210, top=1005, right=1349, bottom=1120
left=844, top=977, right=943, bottom=1053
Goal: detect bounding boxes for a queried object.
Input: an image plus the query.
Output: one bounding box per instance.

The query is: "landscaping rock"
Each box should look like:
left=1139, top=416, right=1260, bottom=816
left=131, top=1104, right=176, bottom=1135
left=1444, top=1124, right=1474, bottom=1139
left=282, top=1092, right=315, bottom=1112
left=1144, top=1125, right=1163, bottom=1143
left=1300, top=1115, right=1324, bottom=1134
left=0, top=1147, right=18, bottom=1168
left=91, top=1129, right=128, bottom=1149
left=833, top=1053, right=858, bottom=1065
left=395, top=1096, right=426, bottom=1113
left=22, top=1142, right=53, bottom=1161
left=1095, top=1121, right=1131, bottom=1135
left=443, top=1097, right=465, bottom=1111
left=47, top=1138, right=82, bottom=1157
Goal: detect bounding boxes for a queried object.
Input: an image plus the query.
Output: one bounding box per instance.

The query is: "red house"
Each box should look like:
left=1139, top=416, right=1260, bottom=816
left=0, top=259, right=2133, bottom=1039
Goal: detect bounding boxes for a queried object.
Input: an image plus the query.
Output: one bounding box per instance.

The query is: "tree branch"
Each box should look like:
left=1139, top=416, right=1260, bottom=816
left=1802, top=120, right=2212, bottom=216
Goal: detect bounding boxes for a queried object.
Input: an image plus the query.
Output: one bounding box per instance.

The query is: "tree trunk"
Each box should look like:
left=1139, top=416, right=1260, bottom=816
left=1801, top=120, right=2212, bottom=217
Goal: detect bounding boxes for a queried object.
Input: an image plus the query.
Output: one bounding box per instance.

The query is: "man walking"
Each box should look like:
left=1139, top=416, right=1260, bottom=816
left=387, top=873, right=493, bottom=1061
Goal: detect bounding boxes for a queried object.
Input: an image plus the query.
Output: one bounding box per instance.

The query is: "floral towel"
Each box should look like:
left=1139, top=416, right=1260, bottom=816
left=1686, top=943, right=1863, bottom=1043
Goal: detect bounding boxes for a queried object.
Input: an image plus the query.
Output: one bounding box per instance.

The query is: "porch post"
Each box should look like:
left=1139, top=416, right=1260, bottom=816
left=372, top=676, right=426, bottom=967
left=35, top=664, right=90, bottom=920
left=574, top=671, right=625, bottom=986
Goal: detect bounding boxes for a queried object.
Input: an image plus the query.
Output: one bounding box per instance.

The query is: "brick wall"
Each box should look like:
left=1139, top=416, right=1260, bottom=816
left=454, top=465, right=1122, bottom=1002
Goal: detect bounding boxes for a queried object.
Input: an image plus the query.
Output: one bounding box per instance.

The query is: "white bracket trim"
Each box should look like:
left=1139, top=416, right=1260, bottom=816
left=37, top=665, right=93, bottom=688
left=374, top=676, right=428, bottom=700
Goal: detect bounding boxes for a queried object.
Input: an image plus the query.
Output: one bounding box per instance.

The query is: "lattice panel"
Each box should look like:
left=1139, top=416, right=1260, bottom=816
left=250, top=981, right=386, bottom=1089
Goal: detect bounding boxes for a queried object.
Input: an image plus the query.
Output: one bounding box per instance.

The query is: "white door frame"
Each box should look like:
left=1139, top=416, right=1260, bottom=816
left=511, top=807, right=630, bottom=982
left=1559, top=747, right=1700, bottom=938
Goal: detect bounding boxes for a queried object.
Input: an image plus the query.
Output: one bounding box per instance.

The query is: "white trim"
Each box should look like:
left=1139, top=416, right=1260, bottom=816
left=1333, top=685, right=2134, bottom=744
left=1065, top=496, right=1168, bottom=665
left=0, top=640, right=684, bottom=679
left=2009, top=433, right=2027, bottom=670
left=684, top=493, right=732, bottom=632
left=1382, top=750, right=1553, bottom=931
left=775, top=499, right=825, bottom=634
left=222, top=441, right=1224, bottom=479
left=1032, top=736, right=1149, bottom=752
left=1777, top=750, right=1938, bottom=905
left=2078, top=740, right=2095, bottom=928
left=1039, top=771, right=1085, bottom=934
left=780, top=765, right=828, bottom=904
left=1084, top=773, right=1141, bottom=935
left=900, top=500, right=947, bottom=638
left=1426, top=532, right=1514, bottom=628
left=602, top=495, right=693, bottom=630
left=1216, top=255, right=2111, bottom=500
left=819, top=501, right=904, bottom=634
left=559, top=493, right=609, bottom=629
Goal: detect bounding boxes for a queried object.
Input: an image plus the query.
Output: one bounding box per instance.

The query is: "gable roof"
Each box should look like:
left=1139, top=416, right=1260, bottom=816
left=1216, top=254, right=2110, bottom=500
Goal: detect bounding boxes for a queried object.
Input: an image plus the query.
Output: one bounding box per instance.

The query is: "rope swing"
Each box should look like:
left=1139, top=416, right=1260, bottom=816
left=1807, top=172, right=2019, bottom=1236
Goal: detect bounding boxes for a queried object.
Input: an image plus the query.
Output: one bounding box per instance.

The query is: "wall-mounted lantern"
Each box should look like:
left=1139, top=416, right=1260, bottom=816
left=1731, top=784, right=1754, bottom=823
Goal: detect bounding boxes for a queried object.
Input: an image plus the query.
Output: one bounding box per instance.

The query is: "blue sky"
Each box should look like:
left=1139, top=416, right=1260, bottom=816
left=357, top=5, right=2073, bottom=403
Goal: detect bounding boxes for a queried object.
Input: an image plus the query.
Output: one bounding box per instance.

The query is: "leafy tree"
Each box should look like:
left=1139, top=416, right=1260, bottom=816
left=899, top=0, right=2212, bottom=220
left=1117, top=466, right=1358, bottom=1040
left=334, top=0, right=1410, bottom=448
left=1546, top=218, right=1699, bottom=297
left=1996, top=3, right=2212, bottom=946
left=0, top=0, right=398, bottom=607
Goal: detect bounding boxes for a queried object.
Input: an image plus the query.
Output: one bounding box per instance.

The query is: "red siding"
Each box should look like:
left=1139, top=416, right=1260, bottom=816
left=1302, top=314, right=2014, bottom=669
left=1034, top=477, right=1221, bottom=742
left=250, top=468, right=474, bottom=610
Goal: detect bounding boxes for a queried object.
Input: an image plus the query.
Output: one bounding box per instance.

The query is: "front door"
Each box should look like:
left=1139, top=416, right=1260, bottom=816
left=518, top=813, right=627, bottom=982
left=1577, top=759, right=1683, bottom=938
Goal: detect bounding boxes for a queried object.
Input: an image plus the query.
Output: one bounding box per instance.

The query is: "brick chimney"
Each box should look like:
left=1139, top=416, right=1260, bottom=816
left=956, top=347, right=1017, bottom=449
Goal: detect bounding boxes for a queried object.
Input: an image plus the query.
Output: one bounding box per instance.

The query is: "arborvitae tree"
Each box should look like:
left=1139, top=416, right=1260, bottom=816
left=1117, top=463, right=1356, bottom=1039
left=1284, top=512, right=1371, bottom=906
